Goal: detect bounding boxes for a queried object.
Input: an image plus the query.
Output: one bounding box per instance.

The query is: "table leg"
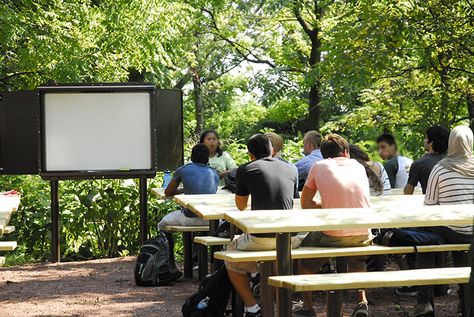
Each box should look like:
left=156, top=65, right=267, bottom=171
left=209, top=220, right=219, bottom=272
left=232, top=289, right=244, bottom=317
left=198, top=243, right=208, bottom=280
left=276, top=233, right=292, bottom=317
left=183, top=232, right=193, bottom=278
left=209, top=219, right=218, bottom=235
left=260, top=261, right=274, bottom=317
left=50, top=179, right=60, bottom=263
left=327, top=257, right=346, bottom=317
left=139, top=177, right=148, bottom=244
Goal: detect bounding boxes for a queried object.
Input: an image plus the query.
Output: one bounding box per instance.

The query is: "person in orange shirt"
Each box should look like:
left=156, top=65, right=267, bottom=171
left=294, top=134, right=373, bottom=317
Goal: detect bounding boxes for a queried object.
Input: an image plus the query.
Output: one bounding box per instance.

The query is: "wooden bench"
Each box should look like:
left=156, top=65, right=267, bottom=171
left=268, top=266, right=471, bottom=291
left=163, top=225, right=210, bottom=278
left=0, top=241, right=17, bottom=251
left=194, top=236, right=232, bottom=279
left=269, top=267, right=471, bottom=316
left=214, top=244, right=470, bottom=262
left=0, top=225, right=15, bottom=235
left=216, top=243, right=470, bottom=317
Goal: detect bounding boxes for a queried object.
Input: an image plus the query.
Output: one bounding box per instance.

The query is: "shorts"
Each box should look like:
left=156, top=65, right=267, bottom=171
left=157, top=210, right=208, bottom=231
left=299, top=232, right=373, bottom=272
left=301, top=231, right=373, bottom=248
left=225, top=233, right=305, bottom=274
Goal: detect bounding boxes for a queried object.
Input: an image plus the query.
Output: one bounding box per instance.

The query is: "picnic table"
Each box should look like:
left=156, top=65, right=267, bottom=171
left=0, top=191, right=21, bottom=234
left=223, top=204, right=474, bottom=317
left=150, top=187, right=231, bottom=200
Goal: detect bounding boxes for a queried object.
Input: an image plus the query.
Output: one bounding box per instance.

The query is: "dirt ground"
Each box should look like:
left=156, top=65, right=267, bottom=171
left=0, top=256, right=461, bottom=316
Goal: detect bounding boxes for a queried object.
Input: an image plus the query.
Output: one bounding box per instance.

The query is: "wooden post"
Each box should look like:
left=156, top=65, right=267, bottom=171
left=50, top=179, right=60, bottom=263
left=469, top=226, right=474, bottom=317
left=276, top=233, right=292, bottom=317
left=139, top=176, right=148, bottom=244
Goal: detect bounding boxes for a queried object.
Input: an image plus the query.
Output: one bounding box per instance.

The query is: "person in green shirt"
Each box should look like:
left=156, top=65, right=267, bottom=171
left=200, top=130, right=237, bottom=184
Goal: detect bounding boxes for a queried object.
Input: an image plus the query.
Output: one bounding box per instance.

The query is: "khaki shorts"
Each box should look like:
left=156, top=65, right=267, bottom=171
left=301, top=231, right=373, bottom=248
left=225, top=233, right=305, bottom=274
left=299, top=232, right=373, bottom=272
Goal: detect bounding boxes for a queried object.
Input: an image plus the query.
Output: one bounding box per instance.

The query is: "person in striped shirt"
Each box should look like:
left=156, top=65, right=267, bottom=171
left=411, top=125, right=474, bottom=317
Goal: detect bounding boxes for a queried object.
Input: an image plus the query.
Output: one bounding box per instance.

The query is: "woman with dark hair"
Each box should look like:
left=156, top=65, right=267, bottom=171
left=200, top=130, right=237, bottom=181
left=349, top=144, right=391, bottom=196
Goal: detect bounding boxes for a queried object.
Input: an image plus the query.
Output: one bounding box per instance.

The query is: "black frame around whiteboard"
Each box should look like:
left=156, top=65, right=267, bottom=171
left=38, top=83, right=158, bottom=180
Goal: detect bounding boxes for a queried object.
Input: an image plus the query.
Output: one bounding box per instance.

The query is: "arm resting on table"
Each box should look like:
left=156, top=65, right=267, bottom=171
left=164, top=180, right=184, bottom=196
left=235, top=195, right=249, bottom=211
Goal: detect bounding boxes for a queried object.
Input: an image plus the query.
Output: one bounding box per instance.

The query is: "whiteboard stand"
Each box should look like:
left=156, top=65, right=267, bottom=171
left=48, top=174, right=152, bottom=263
left=39, top=84, right=158, bottom=263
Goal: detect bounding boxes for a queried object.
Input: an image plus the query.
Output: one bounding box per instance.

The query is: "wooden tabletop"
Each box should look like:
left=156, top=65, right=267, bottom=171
left=174, top=193, right=423, bottom=220
left=223, top=204, right=474, bottom=234
left=150, top=187, right=232, bottom=200
left=0, top=194, right=21, bottom=233
left=0, top=194, right=21, bottom=213
left=175, top=194, right=302, bottom=220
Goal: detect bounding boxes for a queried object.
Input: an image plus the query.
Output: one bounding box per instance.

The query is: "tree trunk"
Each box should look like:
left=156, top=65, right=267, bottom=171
left=307, top=82, right=321, bottom=131
left=467, top=94, right=474, bottom=132
left=301, top=1, right=323, bottom=132
left=192, top=72, right=204, bottom=136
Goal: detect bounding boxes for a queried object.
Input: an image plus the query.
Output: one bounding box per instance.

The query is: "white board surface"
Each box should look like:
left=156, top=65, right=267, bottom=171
left=43, top=92, right=151, bottom=171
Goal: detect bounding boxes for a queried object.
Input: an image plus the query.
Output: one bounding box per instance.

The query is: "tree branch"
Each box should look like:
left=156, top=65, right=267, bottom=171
left=292, top=1, right=314, bottom=38
left=376, top=67, right=426, bottom=79
left=0, top=71, right=37, bottom=83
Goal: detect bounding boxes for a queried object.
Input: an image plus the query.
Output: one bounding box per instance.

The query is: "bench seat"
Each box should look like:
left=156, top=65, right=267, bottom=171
left=0, top=241, right=17, bottom=251
left=268, top=267, right=471, bottom=292
left=214, top=244, right=470, bottom=262
left=162, top=225, right=209, bottom=232
left=0, top=226, right=15, bottom=235
left=194, top=236, right=231, bottom=246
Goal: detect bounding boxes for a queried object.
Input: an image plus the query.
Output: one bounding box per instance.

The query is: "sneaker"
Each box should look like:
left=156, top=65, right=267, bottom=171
left=351, top=302, right=369, bottom=317
left=409, top=303, right=434, bottom=317
left=292, top=306, right=317, bottom=317
left=396, top=286, right=418, bottom=296
left=244, top=308, right=262, bottom=317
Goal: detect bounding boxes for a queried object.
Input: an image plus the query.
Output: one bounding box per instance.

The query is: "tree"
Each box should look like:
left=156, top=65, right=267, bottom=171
left=200, top=0, right=336, bottom=132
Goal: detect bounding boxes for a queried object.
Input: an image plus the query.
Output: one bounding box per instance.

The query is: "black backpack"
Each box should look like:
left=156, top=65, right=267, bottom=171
left=377, top=228, right=442, bottom=247
left=182, top=266, right=233, bottom=317
left=134, top=233, right=172, bottom=286
left=223, top=168, right=238, bottom=193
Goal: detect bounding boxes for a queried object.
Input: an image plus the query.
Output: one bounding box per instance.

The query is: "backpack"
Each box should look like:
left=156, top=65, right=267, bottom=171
left=134, top=233, right=172, bottom=286
left=377, top=228, right=442, bottom=247
left=223, top=168, right=238, bottom=193
left=182, top=265, right=233, bottom=317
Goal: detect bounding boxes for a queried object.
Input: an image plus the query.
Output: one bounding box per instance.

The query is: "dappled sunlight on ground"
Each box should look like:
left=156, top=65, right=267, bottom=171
left=0, top=257, right=460, bottom=316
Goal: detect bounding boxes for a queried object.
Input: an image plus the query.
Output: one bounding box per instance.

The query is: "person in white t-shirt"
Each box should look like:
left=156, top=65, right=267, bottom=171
left=376, top=133, right=413, bottom=188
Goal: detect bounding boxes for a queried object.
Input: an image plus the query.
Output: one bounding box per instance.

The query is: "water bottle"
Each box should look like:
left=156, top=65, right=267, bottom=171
left=197, top=297, right=209, bottom=310
left=162, top=170, right=172, bottom=188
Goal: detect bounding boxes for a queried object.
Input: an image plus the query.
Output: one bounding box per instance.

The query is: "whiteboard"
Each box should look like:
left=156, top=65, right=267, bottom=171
left=43, top=92, right=152, bottom=171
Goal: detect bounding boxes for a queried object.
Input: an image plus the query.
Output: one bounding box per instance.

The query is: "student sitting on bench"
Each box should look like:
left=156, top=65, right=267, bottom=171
left=224, top=134, right=301, bottom=317
left=296, top=134, right=373, bottom=317
left=158, top=143, right=219, bottom=278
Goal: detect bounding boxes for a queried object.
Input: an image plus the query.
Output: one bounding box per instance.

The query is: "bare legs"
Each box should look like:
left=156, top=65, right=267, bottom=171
left=227, top=269, right=257, bottom=307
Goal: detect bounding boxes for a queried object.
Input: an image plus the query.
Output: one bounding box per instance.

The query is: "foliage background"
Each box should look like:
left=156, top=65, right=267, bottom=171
left=1, top=0, right=473, bottom=264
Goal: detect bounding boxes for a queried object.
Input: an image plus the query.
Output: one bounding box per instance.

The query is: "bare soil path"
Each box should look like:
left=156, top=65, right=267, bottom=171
left=0, top=257, right=460, bottom=316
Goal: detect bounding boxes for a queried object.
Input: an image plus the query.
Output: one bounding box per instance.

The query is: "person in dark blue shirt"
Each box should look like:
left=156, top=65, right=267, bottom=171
left=158, top=144, right=219, bottom=277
